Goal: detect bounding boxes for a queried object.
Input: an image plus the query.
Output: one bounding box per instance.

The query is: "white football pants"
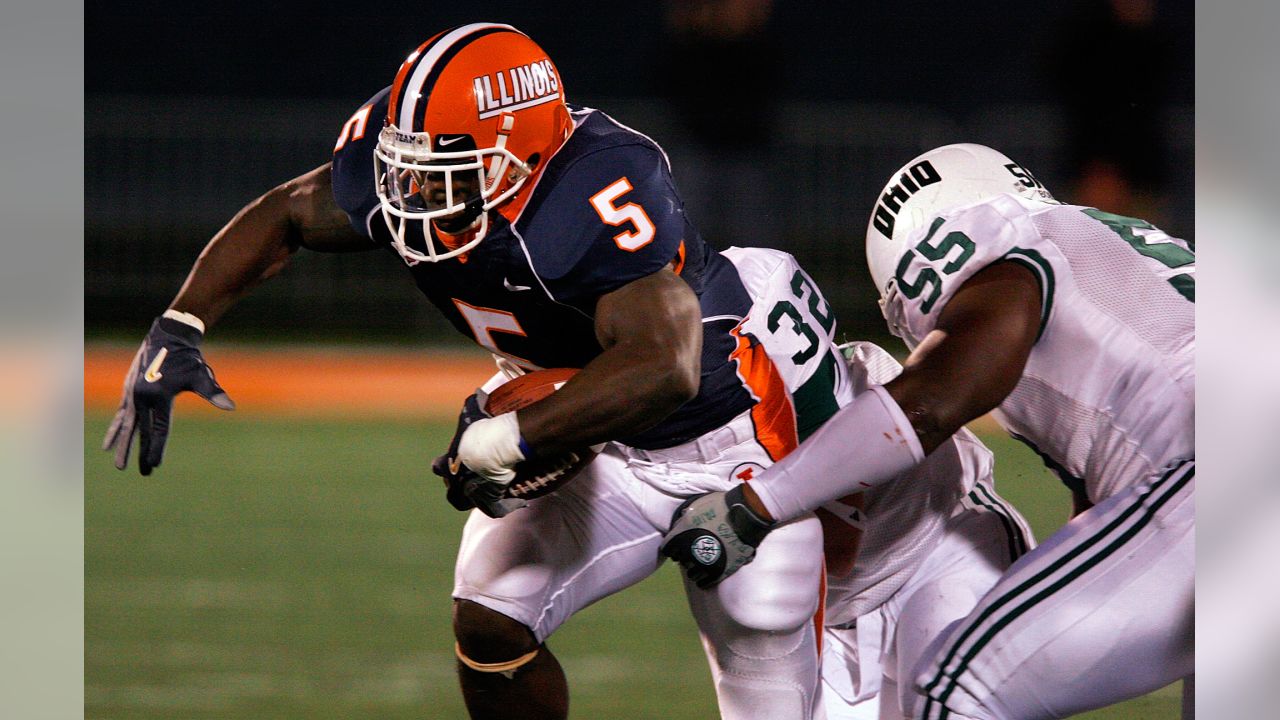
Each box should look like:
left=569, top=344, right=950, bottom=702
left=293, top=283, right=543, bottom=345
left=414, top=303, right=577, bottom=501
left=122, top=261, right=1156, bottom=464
left=821, top=480, right=1034, bottom=720
left=455, top=246, right=851, bottom=718
left=454, top=417, right=826, bottom=719
left=912, top=459, right=1194, bottom=719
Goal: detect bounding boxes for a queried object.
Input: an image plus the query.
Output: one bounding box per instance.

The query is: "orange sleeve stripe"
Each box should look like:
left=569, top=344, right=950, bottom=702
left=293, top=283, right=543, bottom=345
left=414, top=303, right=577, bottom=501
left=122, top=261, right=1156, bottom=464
left=671, top=240, right=687, bottom=275
left=729, top=326, right=798, bottom=462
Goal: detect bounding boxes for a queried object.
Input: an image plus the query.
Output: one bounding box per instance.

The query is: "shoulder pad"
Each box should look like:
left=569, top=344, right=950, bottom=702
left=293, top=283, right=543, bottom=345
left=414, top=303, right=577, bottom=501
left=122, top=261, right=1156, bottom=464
left=887, top=196, right=1045, bottom=344
left=516, top=142, right=687, bottom=304
left=331, top=87, right=392, bottom=240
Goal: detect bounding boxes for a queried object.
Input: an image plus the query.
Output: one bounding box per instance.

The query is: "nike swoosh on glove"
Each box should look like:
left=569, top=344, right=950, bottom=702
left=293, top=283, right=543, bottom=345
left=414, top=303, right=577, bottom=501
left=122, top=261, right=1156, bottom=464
left=102, top=315, right=235, bottom=475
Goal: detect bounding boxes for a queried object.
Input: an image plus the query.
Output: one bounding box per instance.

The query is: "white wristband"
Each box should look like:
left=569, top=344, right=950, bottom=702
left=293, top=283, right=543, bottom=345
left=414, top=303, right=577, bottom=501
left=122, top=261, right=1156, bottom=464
left=457, top=411, right=527, bottom=482
left=162, top=309, right=206, bottom=334
left=751, top=384, right=924, bottom=523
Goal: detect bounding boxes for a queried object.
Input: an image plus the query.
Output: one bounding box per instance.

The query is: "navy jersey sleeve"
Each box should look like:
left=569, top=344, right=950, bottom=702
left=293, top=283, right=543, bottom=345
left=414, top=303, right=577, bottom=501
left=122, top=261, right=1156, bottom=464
left=519, top=144, right=688, bottom=308
left=330, top=87, right=392, bottom=242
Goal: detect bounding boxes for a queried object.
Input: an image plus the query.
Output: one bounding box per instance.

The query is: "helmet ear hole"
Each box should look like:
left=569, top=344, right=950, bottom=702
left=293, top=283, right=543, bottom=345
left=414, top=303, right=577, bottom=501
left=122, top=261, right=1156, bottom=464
left=509, top=153, right=539, bottom=183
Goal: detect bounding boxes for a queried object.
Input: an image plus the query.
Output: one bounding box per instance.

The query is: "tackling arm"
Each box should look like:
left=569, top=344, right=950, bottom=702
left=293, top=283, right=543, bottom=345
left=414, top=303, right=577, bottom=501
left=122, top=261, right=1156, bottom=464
left=743, top=260, right=1042, bottom=522
left=884, top=260, right=1042, bottom=454
left=662, top=259, right=1041, bottom=585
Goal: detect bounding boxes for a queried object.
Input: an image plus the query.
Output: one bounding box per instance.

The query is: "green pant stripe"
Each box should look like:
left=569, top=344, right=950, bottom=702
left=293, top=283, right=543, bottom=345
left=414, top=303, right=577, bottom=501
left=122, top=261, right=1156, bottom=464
left=921, top=460, right=1194, bottom=719
left=976, top=482, right=1030, bottom=558
left=967, top=483, right=1029, bottom=562
left=965, top=489, right=1018, bottom=564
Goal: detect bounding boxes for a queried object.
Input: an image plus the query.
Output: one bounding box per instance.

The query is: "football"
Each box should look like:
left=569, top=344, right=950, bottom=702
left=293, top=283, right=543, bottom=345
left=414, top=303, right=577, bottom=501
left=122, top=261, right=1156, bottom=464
left=484, top=367, right=599, bottom=500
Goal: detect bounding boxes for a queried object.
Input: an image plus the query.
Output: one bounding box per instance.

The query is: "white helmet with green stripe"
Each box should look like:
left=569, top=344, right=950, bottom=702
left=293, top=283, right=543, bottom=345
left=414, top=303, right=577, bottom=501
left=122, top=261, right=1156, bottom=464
left=864, top=143, right=1057, bottom=300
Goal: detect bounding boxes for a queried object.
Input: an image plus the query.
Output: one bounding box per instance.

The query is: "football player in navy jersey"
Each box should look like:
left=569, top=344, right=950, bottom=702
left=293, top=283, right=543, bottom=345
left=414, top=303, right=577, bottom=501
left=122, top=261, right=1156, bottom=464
left=104, top=23, right=858, bottom=719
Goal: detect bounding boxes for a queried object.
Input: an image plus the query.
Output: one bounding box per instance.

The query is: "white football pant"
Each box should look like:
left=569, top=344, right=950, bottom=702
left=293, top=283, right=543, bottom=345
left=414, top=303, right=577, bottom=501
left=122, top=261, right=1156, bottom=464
left=913, top=460, right=1194, bottom=719
left=455, top=420, right=826, bottom=719
left=821, top=480, right=1033, bottom=720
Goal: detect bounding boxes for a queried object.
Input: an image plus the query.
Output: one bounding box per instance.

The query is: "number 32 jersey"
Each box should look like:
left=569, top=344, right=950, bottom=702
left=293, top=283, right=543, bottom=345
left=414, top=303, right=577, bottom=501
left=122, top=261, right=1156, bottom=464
left=331, top=88, right=844, bottom=451
left=883, top=194, right=1195, bottom=503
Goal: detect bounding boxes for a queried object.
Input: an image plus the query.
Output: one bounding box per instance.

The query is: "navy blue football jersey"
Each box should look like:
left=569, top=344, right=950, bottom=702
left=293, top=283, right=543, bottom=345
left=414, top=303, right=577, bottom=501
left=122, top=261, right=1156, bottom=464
left=332, top=88, right=761, bottom=449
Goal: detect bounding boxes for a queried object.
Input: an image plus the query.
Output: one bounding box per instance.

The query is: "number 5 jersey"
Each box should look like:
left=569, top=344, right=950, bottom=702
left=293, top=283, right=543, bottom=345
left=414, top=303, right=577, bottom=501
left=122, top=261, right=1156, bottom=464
left=331, top=87, right=849, bottom=453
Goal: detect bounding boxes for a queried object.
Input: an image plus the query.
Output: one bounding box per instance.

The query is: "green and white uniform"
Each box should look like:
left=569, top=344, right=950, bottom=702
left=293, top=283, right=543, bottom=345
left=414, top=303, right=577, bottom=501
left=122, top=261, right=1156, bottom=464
left=882, top=194, right=1195, bottom=719
left=820, top=342, right=1034, bottom=720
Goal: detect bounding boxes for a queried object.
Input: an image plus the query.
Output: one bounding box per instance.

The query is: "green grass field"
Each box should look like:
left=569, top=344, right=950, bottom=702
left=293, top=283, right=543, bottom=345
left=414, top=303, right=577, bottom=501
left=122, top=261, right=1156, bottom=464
left=85, top=414, right=1182, bottom=719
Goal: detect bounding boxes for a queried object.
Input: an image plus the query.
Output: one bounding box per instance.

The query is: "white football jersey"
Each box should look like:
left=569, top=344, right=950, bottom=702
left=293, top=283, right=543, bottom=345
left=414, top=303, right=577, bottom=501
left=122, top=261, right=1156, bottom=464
left=823, top=341, right=998, bottom=623
left=883, top=194, right=1195, bottom=502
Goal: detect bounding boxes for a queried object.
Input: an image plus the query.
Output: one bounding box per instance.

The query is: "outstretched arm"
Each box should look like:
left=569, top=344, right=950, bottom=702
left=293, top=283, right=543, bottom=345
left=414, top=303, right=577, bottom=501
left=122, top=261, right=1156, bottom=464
left=170, top=162, right=373, bottom=327
left=104, top=163, right=374, bottom=474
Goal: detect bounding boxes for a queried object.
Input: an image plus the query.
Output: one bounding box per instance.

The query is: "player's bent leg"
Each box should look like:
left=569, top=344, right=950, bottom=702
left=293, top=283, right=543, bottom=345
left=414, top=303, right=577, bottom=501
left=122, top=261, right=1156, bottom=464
left=453, top=599, right=568, bottom=720
left=687, top=512, right=826, bottom=720
left=818, top=480, right=1030, bottom=720
left=893, top=484, right=1033, bottom=719
left=913, top=460, right=1194, bottom=720
left=451, top=448, right=668, bottom=720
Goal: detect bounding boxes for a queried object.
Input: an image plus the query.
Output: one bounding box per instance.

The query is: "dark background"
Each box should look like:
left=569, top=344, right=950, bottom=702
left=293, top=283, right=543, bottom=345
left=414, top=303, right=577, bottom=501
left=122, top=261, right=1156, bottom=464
left=85, top=1, right=1193, bottom=344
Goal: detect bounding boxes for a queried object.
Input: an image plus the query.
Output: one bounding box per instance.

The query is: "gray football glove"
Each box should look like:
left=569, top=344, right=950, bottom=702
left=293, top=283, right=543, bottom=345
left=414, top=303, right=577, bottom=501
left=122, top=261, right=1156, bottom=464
left=660, top=484, right=776, bottom=588
left=102, top=315, right=235, bottom=475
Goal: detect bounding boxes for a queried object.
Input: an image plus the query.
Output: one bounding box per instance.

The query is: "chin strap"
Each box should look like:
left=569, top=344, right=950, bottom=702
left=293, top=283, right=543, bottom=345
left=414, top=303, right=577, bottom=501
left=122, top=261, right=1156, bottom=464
left=455, top=643, right=541, bottom=680
left=485, top=113, right=517, bottom=189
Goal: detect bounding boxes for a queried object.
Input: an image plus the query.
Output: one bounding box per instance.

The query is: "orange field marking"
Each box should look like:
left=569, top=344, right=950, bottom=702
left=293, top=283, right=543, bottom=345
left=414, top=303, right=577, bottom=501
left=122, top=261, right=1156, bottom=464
left=85, top=343, right=1006, bottom=431
left=85, top=344, right=499, bottom=419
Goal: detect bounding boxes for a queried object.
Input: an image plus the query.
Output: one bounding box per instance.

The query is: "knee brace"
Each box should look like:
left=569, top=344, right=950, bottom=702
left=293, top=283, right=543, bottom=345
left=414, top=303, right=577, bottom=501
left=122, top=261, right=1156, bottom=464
left=453, top=599, right=541, bottom=680
left=455, top=643, right=541, bottom=680
left=700, top=614, right=821, bottom=720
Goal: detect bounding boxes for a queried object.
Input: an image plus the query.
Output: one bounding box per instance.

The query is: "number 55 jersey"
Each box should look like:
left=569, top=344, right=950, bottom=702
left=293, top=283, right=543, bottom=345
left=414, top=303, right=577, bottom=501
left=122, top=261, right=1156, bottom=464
left=331, top=87, right=849, bottom=454
left=883, top=193, right=1194, bottom=503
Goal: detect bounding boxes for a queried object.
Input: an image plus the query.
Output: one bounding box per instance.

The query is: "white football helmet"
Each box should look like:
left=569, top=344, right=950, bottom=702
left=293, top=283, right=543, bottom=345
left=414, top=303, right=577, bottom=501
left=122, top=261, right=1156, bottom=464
left=864, top=143, right=1056, bottom=300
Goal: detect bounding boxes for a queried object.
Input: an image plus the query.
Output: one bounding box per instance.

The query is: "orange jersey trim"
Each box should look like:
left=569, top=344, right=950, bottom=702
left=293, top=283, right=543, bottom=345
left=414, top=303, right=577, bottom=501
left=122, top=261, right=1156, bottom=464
left=729, top=325, right=798, bottom=462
